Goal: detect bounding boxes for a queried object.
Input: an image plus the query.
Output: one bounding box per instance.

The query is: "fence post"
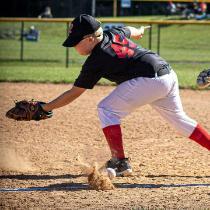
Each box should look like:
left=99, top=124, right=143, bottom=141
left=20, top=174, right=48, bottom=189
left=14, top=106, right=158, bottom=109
left=113, top=0, right=117, bottom=17
left=157, top=24, right=161, bottom=55
left=66, top=22, right=69, bottom=68
left=148, top=24, right=152, bottom=50
left=20, top=21, right=24, bottom=61
left=92, top=0, right=96, bottom=17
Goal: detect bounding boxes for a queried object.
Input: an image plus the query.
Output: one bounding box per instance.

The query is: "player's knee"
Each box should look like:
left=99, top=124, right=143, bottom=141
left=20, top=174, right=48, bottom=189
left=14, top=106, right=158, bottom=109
left=97, top=101, right=120, bottom=128
left=97, top=98, right=111, bottom=114
left=97, top=100, right=110, bottom=119
left=97, top=100, right=104, bottom=110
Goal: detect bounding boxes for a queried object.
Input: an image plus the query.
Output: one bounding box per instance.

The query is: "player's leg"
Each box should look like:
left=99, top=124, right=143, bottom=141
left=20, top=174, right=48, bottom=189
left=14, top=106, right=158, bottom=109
left=98, top=76, right=171, bottom=157
left=97, top=82, right=136, bottom=176
left=97, top=74, right=175, bottom=175
left=97, top=83, right=133, bottom=161
left=151, top=70, right=210, bottom=150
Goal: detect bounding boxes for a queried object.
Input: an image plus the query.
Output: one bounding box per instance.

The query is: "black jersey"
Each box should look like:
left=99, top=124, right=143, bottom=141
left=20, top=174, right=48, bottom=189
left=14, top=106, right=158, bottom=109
left=74, top=27, right=169, bottom=89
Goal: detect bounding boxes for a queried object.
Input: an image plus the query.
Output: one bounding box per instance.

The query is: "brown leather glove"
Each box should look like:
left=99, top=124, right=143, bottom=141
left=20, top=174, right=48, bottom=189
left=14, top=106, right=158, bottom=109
left=6, top=100, right=53, bottom=121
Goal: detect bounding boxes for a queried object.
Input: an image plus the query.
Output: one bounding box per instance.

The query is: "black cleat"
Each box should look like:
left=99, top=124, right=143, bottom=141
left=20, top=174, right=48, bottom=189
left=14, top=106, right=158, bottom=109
left=105, top=157, right=132, bottom=177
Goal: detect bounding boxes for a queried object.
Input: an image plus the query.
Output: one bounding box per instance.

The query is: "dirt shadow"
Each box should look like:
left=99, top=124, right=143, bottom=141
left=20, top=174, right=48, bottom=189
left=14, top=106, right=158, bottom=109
left=116, top=183, right=210, bottom=189
left=0, top=174, right=84, bottom=180
left=146, top=174, right=210, bottom=179
left=0, top=181, right=209, bottom=192
left=0, top=182, right=89, bottom=192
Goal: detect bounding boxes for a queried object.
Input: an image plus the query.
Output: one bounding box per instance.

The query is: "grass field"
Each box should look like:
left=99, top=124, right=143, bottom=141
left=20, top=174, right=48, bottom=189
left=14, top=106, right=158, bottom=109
left=0, top=16, right=210, bottom=88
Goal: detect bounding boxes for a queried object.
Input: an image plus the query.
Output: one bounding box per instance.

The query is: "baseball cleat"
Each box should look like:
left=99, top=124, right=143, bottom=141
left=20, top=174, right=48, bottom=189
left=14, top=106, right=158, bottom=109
left=105, top=157, right=132, bottom=177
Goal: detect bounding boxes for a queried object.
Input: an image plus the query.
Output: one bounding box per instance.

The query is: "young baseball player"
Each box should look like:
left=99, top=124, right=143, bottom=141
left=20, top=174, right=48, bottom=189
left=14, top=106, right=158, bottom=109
left=41, top=14, right=210, bottom=176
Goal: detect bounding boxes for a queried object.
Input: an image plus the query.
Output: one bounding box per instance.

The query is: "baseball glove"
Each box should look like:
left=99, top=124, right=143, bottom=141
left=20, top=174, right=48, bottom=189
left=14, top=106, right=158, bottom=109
left=6, top=100, right=53, bottom=121
left=197, top=69, right=210, bottom=89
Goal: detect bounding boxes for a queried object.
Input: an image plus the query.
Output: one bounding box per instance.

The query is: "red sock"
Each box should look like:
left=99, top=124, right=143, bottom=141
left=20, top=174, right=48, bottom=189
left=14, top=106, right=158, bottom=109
left=103, top=124, right=125, bottom=159
left=189, top=124, right=210, bottom=150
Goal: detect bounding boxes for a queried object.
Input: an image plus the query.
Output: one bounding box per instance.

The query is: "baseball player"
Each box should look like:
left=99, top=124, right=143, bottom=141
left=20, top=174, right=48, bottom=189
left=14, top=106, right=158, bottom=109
left=40, top=14, right=209, bottom=176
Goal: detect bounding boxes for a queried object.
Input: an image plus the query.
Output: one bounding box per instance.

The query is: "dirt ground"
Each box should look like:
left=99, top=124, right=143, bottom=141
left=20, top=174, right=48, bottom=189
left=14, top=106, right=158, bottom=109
left=0, top=82, right=209, bottom=210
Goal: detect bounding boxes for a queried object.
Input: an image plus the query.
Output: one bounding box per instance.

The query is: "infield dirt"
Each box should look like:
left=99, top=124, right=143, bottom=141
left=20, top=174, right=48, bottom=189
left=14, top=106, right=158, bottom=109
left=0, top=83, right=209, bottom=209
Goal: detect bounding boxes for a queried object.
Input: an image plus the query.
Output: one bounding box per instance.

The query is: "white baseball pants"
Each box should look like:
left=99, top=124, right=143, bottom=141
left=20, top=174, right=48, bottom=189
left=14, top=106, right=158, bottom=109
left=97, top=70, right=197, bottom=137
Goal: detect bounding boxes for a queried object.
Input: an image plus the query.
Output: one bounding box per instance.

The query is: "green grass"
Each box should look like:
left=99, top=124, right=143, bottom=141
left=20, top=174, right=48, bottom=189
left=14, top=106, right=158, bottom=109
left=0, top=64, right=112, bottom=85
left=0, top=17, right=210, bottom=89
left=0, top=61, right=206, bottom=89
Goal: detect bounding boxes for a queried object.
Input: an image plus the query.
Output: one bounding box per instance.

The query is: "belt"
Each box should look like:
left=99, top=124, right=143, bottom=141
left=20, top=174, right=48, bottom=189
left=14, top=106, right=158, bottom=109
left=156, top=65, right=171, bottom=76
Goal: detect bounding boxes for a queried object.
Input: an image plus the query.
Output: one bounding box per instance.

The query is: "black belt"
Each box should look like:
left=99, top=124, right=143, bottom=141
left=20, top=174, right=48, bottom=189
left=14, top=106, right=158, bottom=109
left=157, top=65, right=171, bottom=76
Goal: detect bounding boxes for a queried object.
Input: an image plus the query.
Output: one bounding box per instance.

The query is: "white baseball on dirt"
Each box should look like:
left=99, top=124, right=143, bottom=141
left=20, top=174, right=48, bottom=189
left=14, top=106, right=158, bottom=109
left=106, top=168, right=116, bottom=180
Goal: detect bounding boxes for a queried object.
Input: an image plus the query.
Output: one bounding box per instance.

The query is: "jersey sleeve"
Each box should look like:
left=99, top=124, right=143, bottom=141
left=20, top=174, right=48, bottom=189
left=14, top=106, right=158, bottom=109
left=110, top=27, right=131, bottom=38
left=74, top=63, right=103, bottom=89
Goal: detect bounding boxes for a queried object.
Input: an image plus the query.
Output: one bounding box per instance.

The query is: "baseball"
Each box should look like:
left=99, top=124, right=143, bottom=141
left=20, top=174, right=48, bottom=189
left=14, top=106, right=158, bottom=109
left=106, top=168, right=116, bottom=180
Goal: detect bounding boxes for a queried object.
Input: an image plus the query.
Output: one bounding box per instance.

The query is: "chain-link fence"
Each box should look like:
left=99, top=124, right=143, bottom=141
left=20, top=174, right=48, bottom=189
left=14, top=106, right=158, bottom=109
left=0, top=18, right=210, bottom=69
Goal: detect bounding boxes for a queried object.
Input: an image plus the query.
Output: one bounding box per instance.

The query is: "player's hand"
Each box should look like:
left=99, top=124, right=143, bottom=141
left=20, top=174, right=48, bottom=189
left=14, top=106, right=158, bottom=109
left=127, top=26, right=151, bottom=40
left=132, top=26, right=145, bottom=40
left=138, top=26, right=145, bottom=38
